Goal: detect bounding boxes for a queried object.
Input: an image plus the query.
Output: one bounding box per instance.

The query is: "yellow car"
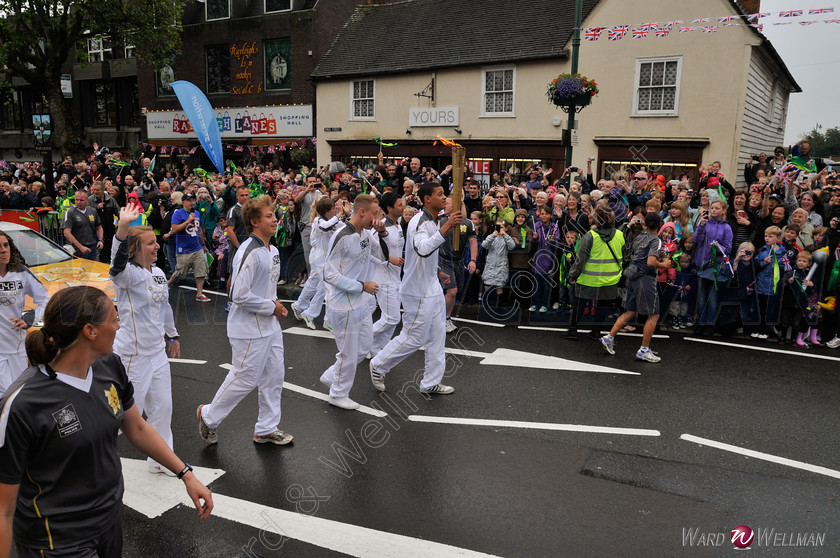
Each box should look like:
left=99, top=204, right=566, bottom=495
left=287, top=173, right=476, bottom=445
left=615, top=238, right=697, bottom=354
left=0, top=222, right=116, bottom=318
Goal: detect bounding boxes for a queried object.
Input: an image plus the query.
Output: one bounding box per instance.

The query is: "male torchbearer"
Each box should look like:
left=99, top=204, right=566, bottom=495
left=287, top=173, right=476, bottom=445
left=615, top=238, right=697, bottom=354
left=320, top=194, right=385, bottom=410
left=370, top=183, right=463, bottom=395
left=197, top=195, right=294, bottom=445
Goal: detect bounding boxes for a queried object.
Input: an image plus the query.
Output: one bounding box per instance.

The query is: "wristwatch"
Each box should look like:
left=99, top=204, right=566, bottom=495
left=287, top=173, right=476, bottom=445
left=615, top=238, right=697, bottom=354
left=176, top=463, right=193, bottom=479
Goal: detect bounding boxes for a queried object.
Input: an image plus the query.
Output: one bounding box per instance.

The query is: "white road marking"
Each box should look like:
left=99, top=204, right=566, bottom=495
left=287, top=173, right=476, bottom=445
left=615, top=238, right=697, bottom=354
left=121, top=458, right=501, bottom=557
left=517, top=326, right=669, bottom=339
left=518, top=325, right=593, bottom=333
left=178, top=285, right=228, bottom=297
left=216, top=365, right=386, bottom=417
left=452, top=317, right=505, bottom=328
left=284, top=328, right=637, bottom=375
left=685, top=337, right=840, bottom=362
left=409, top=416, right=660, bottom=436
left=121, top=458, right=226, bottom=518
left=680, top=434, right=840, bottom=480
left=277, top=299, right=296, bottom=303
left=285, top=326, right=334, bottom=339
left=167, top=358, right=208, bottom=365
left=283, top=382, right=387, bottom=417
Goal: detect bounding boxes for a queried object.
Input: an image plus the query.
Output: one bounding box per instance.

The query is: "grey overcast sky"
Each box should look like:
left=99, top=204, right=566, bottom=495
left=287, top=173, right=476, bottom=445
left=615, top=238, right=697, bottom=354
left=759, top=0, right=840, bottom=143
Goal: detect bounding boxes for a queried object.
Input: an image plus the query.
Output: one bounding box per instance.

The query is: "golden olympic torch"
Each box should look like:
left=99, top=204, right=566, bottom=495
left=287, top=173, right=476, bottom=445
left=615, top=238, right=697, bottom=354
left=436, top=135, right=465, bottom=251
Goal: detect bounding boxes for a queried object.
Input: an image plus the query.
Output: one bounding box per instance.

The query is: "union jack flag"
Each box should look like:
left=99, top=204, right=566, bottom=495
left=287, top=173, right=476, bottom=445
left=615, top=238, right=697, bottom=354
left=235, top=145, right=244, bottom=152
left=718, top=15, right=740, bottom=23
left=751, top=23, right=764, bottom=32
left=799, top=20, right=818, bottom=25
left=779, top=254, right=792, bottom=272
left=746, top=12, right=771, bottom=21
left=778, top=10, right=803, bottom=17
left=655, top=26, right=671, bottom=37
left=632, top=28, right=649, bottom=39
left=809, top=8, right=834, bottom=15
left=279, top=144, right=286, bottom=151
left=825, top=19, right=840, bottom=23
left=691, top=17, right=711, bottom=23
left=702, top=26, right=718, bottom=33
left=608, top=25, right=630, bottom=40
left=584, top=27, right=604, bottom=41
left=678, top=26, right=695, bottom=32
left=160, top=147, right=167, bottom=154
left=663, top=20, right=684, bottom=27
left=189, top=146, right=198, bottom=154
left=267, top=145, right=275, bottom=153
left=636, top=22, right=656, bottom=31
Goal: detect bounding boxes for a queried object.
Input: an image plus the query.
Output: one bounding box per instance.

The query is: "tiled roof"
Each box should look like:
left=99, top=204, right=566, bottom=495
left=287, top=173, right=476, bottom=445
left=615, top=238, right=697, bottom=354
left=312, top=0, right=600, bottom=79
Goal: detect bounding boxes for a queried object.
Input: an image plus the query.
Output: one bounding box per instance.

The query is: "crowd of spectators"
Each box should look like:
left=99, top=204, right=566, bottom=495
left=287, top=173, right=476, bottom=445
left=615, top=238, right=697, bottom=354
left=1, top=137, right=838, bottom=348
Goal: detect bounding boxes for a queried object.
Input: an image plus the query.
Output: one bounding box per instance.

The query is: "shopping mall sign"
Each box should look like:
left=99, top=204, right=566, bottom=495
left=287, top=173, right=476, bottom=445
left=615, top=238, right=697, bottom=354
left=146, top=105, right=312, bottom=140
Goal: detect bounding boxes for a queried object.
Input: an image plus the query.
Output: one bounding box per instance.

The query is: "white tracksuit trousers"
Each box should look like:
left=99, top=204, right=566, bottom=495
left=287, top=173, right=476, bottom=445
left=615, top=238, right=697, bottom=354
left=321, top=306, right=373, bottom=398
left=203, top=330, right=286, bottom=436
left=370, top=283, right=402, bottom=355
left=371, top=293, right=446, bottom=390
left=120, top=350, right=173, bottom=469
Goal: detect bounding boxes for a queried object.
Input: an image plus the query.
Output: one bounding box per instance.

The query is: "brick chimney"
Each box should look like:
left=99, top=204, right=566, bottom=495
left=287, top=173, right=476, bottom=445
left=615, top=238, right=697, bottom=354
left=738, top=0, right=761, bottom=14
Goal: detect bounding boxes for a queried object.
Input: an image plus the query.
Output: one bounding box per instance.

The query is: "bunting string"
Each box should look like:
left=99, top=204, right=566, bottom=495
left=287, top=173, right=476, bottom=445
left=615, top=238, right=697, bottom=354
left=582, top=8, right=839, bottom=42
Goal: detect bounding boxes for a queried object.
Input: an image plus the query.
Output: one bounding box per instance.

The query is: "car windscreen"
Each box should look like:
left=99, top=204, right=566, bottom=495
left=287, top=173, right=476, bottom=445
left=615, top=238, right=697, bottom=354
left=5, top=229, right=74, bottom=267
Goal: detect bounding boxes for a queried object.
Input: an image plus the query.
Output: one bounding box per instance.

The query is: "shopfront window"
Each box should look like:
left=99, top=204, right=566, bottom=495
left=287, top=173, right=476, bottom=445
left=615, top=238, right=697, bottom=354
left=206, top=44, right=231, bottom=93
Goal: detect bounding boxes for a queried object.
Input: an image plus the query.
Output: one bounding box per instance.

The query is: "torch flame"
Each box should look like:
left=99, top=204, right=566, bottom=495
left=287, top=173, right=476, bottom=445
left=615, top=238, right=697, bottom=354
left=434, top=135, right=462, bottom=147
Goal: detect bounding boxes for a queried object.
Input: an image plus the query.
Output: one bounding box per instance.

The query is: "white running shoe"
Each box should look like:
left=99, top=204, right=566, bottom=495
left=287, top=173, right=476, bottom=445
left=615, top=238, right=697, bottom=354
left=827, top=336, right=840, bottom=349
left=328, top=396, right=360, bottom=410
left=419, top=384, right=455, bottom=395
left=323, top=320, right=333, bottom=333
left=370, top=360, right=386, bottom=392
left=445, top=318, right=457, bottom=333
left=600, top=335, right=615, bottom=355
left=635, top=349, right=661, bottom=363
left=303, top=314, right=316, bottom=330
left=291, top=304, right=303, bottom=321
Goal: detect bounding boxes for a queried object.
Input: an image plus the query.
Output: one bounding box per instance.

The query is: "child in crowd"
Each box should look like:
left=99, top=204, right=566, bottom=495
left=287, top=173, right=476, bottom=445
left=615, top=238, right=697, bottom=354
left=781, top=223, right=802, bottom=255
left=732, top=241, right=759, bottom=335
left=463, top=211, right=486, bottom=304
left=780, top=250, right=820, bottom=346
left=754, top=226, right=787, bottom=340
left=555, top=230, right=578, bottom=311
left=670, top=251, right=697, bottom=328
left=212, top=215, right=230, bottom=291
left=531, top=205, right=558, bottom=311
left=481, top=220, right=515, bottom=298
left=812, top=226, right=828, bottom=250
left=510, top=209, right=534, bottom=310
left=657, top=222, right=678, bottom=284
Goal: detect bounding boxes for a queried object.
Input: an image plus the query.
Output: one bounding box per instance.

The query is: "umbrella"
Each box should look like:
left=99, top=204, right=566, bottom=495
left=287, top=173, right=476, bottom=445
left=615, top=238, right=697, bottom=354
left=328, top=161, right=346, bottom=174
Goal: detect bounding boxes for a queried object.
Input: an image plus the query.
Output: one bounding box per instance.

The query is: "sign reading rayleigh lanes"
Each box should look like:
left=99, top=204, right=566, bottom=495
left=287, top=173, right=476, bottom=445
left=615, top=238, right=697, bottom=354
left=146, top=105, right=313, bottom=140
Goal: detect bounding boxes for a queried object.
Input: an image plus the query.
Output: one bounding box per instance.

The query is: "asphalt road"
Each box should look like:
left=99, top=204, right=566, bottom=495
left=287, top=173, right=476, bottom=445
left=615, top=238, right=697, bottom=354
left=107, top=286, right=840, bottom=557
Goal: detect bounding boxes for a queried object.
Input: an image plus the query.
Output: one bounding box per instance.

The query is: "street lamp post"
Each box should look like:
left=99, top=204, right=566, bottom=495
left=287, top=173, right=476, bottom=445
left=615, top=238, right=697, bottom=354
left=564, top=0, right=583, bottom=170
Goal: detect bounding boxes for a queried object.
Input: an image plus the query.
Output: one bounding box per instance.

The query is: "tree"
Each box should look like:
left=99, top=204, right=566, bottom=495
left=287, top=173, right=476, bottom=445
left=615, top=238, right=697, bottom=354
left=0, top=0, right=184, bottom=154
left=797, top=125, right=840, bottom=159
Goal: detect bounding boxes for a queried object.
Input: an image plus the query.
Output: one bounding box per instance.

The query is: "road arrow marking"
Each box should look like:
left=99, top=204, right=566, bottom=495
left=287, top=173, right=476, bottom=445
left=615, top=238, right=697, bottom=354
left=121, top=458, right=226, bottom=518
left=409, top=416, right=660, bottom=436
left=121, top=458, right=502, bottom=557
left=284, top=328, right=638, bottom=375
left=680, top=434, right=840, bottom=480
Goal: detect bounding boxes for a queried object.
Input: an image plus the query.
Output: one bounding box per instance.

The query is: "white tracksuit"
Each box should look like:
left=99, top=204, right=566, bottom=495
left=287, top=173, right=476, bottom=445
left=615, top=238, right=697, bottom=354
left=371, top=209, right=448, bottom=390
left=295, top=215, right=340, bottom=319
left=0, top=267, right=48, bottom=395
left=370, top=217, right=404, bottom=354
left=320, top=224, right=385, bottom=398
left=110, top=236, right=178, bottom=468
left=203, top=235, right=286, bottom=436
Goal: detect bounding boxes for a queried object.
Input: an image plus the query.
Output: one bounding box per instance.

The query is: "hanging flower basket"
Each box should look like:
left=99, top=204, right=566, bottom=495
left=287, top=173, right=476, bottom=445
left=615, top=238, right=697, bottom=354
left=546, top=73, right=598, bottom=108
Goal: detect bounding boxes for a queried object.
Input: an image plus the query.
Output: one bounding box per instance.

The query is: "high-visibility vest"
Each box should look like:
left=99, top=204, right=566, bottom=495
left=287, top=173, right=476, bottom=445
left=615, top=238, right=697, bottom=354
left=577, top=230, right=625, bottom=287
